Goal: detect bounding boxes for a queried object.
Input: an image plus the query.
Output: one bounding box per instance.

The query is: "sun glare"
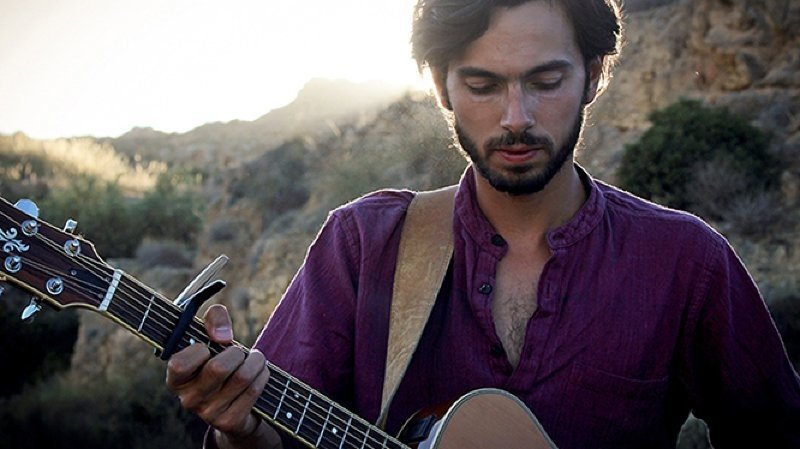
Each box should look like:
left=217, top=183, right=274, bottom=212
left=0, top=0, right=428, bottom=139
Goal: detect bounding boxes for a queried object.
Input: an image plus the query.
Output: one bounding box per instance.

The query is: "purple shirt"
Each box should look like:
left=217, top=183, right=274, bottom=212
left=253, top=166, right=800, bottom=448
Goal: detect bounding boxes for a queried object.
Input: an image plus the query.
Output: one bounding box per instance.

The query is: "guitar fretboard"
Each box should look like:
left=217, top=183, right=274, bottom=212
left=102, top=273, right=407, bottom=449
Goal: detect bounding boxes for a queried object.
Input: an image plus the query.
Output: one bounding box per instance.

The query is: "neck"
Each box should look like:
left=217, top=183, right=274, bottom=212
left=473, top=162, right=586, bottom=244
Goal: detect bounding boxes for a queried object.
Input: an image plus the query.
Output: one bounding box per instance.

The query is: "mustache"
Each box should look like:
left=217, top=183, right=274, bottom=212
left=485, top=130, right=553, bottom=150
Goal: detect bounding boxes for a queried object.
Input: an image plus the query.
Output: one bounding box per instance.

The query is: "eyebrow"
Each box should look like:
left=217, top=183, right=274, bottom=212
left=456, top=59, right=573, bottom=80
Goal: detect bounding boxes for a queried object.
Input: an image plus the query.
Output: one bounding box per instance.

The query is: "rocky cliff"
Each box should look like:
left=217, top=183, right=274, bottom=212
left=67, top=0, right=800, bottom=387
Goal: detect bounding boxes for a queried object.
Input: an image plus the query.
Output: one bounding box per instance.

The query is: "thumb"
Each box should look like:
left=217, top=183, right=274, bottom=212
left=204, top=304, right=234, bottom=344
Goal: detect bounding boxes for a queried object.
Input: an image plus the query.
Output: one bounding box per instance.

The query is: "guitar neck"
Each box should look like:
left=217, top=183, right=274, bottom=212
left=0, top=197, right=406, bottom=449
left=101, top=272, right=406, bottom=449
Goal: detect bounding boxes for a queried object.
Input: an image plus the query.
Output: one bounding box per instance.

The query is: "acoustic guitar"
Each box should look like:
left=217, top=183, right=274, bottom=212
left=0, top=195, right=558, bottom=449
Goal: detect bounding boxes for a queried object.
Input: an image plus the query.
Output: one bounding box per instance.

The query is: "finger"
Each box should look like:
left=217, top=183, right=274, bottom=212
left=199, top=350, right=268, bottom=422
left=165, top=343, right=211, bottom=390
left=206, top=352, right=271, bottom=436
left=176, top=346, right=247, bottom=412
left=204, top=304, right=234, bottom=345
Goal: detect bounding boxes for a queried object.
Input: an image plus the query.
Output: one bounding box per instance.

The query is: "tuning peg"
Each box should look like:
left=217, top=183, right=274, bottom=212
left=14, top=199, right=39, bottom=219
left=21, top=297, right=42, bottom=322
left=63, top=219, right=78, bottom=234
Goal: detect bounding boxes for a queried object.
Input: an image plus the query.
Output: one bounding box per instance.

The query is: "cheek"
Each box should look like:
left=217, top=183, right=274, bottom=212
left=451, top=96, right=503, bottom=135
left=535, top=92, right=584, bottom=134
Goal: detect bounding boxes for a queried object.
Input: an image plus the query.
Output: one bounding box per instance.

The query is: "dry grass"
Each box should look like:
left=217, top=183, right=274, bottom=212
left=2, top=132, right=165, bottom=194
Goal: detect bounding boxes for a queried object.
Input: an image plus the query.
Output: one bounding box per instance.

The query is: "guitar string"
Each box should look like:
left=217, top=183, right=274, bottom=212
left=4, top=214, right=403, bottom=449
left=18, top=256, right=172, bottom=344
left=12, top=218, right=209, bottom=348
left=0, top=210, right=179, bottom=344
left=1, top=213, right=404, bottom=449
left=17, top=248, right=175, bottom=344
left=4, top=240, right=349, bottom=440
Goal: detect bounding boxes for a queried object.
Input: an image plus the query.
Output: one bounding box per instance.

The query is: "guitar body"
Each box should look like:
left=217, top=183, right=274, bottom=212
left=410, top=389, right=558, bottom=449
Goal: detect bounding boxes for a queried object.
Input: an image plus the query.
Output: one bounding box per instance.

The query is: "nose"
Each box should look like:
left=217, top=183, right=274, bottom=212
left=500, top=84, right=535, bottom=134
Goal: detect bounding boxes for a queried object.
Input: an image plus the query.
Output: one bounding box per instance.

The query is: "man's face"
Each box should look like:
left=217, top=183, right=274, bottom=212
left=435, top=1, right=599, bottom=195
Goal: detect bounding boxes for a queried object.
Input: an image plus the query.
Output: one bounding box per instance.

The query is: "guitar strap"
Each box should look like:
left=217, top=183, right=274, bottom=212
left=377, top=185, right=457, bottom=428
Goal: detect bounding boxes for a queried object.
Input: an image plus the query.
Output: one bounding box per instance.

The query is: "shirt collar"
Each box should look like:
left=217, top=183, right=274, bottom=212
left=453, top=164, right=607, bottom=251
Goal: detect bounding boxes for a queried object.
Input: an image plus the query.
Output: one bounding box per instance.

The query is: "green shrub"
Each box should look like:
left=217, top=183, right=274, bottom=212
left=618, top=99, right=780, bottom=218
left=40, top=175, right=140, bottom=258
left=38, top=172, right=203, bottom=258
left=132, top=172, right=204, bottom=244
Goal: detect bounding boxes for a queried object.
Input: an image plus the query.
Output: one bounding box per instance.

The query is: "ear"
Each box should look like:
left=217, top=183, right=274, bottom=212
left=583, top=57, right=603, bottom=105
left=431, top=66, right=453, bottom=111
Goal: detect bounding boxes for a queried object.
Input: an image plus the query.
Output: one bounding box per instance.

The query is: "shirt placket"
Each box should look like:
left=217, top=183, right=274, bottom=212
left=469, top=240, right=516, bottom=382
left=506, top=245, right=565, bottom=392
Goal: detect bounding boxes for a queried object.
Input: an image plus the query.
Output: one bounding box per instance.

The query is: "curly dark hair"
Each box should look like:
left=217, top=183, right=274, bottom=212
left=411, top=0, right=623, bottom=92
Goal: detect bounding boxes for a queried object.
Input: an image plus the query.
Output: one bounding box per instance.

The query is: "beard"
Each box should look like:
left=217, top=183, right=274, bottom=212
left=455, top=107, right=585, bottom=196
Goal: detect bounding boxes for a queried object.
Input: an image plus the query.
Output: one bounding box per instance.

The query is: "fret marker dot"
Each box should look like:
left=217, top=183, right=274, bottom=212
left=286, top=412, right=293, bottom=419
left=294, top=393, right=300, bottom=399
left=332, top=428, right=338, bottom=435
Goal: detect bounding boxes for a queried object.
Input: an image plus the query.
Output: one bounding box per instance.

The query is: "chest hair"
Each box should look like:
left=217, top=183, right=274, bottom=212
left=491, top=252, right=547, bottom=369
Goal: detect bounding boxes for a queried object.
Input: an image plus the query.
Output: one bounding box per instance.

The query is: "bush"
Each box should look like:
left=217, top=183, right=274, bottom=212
left=40, top=175, right=140, bottom=258
left=38, top=172, right=203, bottom=259
left=0, top=367, right=205, bottom=449
left=132, top=172, right=204, bottom=244
left=618, top=99, right=781, bottom=220
left=0, top=286, right=79, bottom=397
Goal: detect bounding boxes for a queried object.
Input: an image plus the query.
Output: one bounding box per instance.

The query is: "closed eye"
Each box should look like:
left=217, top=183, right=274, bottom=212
left=527, top=78, right=563, bottom=91
left=466, top=83, right=499, bottom=95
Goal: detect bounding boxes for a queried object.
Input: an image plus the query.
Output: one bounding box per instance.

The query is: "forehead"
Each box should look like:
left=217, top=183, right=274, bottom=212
left=450, top=1, right=581, bottom=73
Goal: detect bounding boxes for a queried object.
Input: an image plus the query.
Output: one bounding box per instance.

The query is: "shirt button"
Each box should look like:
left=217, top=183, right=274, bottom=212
left=478, top=283, right=493, bottom=294
left=491, top=234, right=506, bottom=246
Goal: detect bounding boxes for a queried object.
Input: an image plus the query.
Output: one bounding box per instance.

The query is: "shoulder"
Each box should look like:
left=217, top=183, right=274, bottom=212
left=317, top=189, right=416, bottom=260
left=329, top=189, right=415, bottom=230
left=597, top=180, right=725, bottom=249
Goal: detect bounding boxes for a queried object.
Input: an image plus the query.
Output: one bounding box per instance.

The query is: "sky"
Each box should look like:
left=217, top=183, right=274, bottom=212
left=0, top=0, right=425, bottom=139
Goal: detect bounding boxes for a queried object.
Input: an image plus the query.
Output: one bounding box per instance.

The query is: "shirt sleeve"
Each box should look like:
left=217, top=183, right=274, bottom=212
left=687, top=235, right=800, bottom=448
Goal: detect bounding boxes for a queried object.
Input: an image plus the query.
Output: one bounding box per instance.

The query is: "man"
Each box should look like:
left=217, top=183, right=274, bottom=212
left=166, top=1, right=800, bottom=448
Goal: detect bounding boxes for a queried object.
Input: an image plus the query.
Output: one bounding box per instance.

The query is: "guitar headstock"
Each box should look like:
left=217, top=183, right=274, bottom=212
left=0, top=196, right=111, bottom=314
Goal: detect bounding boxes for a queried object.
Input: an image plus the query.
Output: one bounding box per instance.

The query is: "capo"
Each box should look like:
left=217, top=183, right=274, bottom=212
left=157, top=280, right=226, bottom=360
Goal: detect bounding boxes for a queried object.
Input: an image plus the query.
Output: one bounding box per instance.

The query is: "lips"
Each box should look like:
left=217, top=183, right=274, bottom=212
left=494, top=145, right=543, bottom=163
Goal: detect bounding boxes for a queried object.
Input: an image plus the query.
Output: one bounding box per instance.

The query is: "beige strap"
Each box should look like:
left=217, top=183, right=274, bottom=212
left=377, top=185, right=457, bottom=428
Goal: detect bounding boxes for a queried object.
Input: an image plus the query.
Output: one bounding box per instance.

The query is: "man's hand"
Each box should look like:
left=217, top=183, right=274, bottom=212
left=166, top=304, right=281, bottom=448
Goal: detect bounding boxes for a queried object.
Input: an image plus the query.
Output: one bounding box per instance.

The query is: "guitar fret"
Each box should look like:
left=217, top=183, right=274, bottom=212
left=315, top=404, right=333, bottom=447
left=339, top=416, right=352, bottom=449
left=294, top=387, right=325, bottom=446
left=273, top=377, right=291, bottom=420
left=295, top=391, right=311, bottom=433
left=136, top=295, right=155, bottom=333
left=361, top=427, right=370, bottom=449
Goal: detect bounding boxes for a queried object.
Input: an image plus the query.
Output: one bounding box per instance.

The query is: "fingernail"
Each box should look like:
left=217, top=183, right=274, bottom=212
left=215, top=326, right=232, bottom=340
